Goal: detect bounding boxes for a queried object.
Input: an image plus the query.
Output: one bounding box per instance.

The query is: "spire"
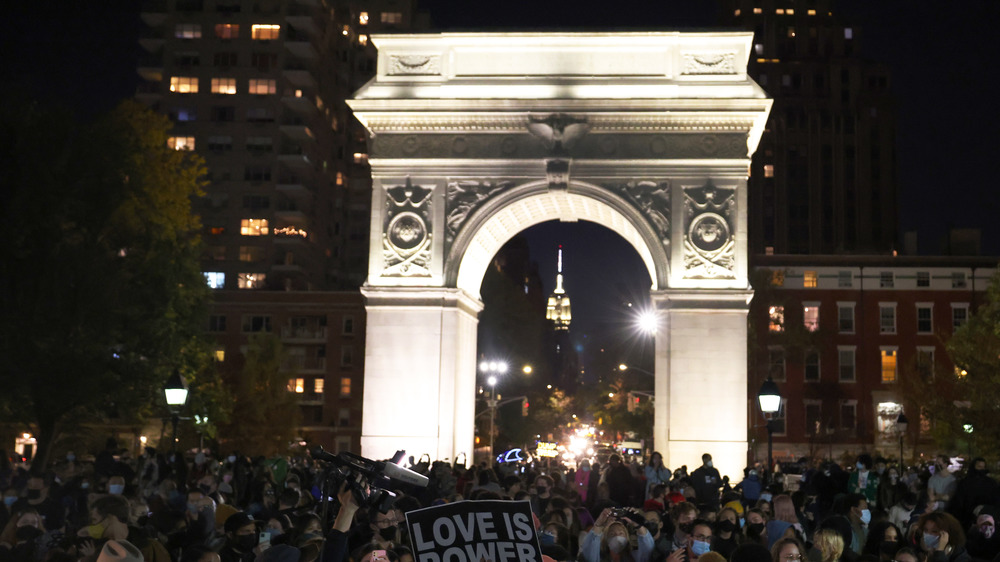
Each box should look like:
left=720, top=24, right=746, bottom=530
left=546, top=245, right=572, bottom=330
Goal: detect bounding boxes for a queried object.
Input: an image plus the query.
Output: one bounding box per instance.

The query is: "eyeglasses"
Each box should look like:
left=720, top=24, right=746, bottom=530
left=784, top=555, right=803, bottom=561
left=693, top=534, right=712, bottom=542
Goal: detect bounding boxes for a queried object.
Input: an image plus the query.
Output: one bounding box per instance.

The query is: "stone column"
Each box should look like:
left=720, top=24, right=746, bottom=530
left=360, top=286, right=482, bottom=463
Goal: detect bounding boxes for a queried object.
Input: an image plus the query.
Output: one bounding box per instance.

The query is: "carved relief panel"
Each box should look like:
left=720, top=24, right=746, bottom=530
left=604, top=180, right=671, bottom=250
left=380, top=178, right=435, bottom=277
left=445, top=179, right=515, bottom=245
left=681, top=182, right=737, bottom=279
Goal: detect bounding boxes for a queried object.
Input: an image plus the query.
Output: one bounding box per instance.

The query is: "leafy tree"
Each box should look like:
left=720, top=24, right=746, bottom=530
left=0, top=97, right=212, bottom=468
left=899, top=269, right=1000, bottom=459
left=218, top=334, right=300, bottom=455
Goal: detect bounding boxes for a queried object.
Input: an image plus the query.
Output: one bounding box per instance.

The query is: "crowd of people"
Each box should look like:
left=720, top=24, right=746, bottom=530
left=2, top=441, right=999, bottom=562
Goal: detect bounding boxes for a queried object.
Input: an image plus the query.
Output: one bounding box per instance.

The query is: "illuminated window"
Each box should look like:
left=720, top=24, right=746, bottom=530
left=211, top=77, right=237, bottom=94
left=845, top=28, right=853, bottom=39
left=768, top=347, right=785, bottom=381
left=734, top=9, right=740, bottom=16
left=214, top=348, right=225, bottom=362
left=288, top=378, right=305, bottom=393
left=880, top=348, right=897, bottom=383
left=787, top=27, right=796, bottom=38
left=336, top=172, right=344, bottom=185
left=167, top=136, right=195, bottom=150
left=776, top=8, right=784, bottom=14
left=838, top=303, right=855, bottom=333
left=807, top=9, right=816, bottom=15
left=880, top=304, right=896, bottom=334
left=838, top=347, right=855, bottom=382
left=764, top=164, right=774, bottom=177
left=251, top=24, right=280, bottom=40
left=753, top=7, right=762, bottom=14
left=341, top=25, right=350, bottom=36
left=755, top=43, right=764, bottom=55
left=237, top=273, right=266, bottom=289
left=248, top=79, right=276, bottom=95
left=803, top=270, right=818, bottom=288
left=170, top=76, right=199, bottom=93
left=917, top=304, right=933, bottom=333
left=240, top=218, right=269, bottom=236
left=803, top=303, right=819, bottom=331
left=340, top=377, right=351, bottom=397
left=314, top=379, right=324, bottom=394
left=214, top=23, right=239, bottom=38
left=771, top=270, right=785, bottom=287
left=353, top=153, right=368, bottom=164
left=786, top=9, right=794, bottom=15
left=769, top=306, right=784, bottom=332
left=359, top=35, right=368, bottom=46
left=952, top=304, right=969, bottom=329
left=175, top=24, right=202, bottom=39
left=204, top=272, right=225, bottom=289
left=173, top=108, right=196, bottom=122
left=359, top=11, right=369, bottom=24
left=381, top=12, right=402, bottom=24
left=804, top=349, right=820, bottom=382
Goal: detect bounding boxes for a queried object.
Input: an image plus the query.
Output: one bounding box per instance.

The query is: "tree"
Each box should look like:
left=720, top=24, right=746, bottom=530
left=0, top=97, right=212, bottom=468
left=218, top=334, right=301, bottom=455
left=899, top=269, right=1000, bottom=459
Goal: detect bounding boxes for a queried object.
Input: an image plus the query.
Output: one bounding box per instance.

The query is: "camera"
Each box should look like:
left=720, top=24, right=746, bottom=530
left=310, top=446, right=429, bottom=513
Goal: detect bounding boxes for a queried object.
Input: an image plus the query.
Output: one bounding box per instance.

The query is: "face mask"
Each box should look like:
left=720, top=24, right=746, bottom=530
left=747, top=523, right=764, bottom=538
left=187, top=503, right=199, bottom=514
left=27, top=489, right=41, bottom=500
left=860, top=509, right=872, bottom=525
left=109, top=484, right=125, bottom=495
left=608, top=536, right=629, bottom=554
left=582, top=465, right=591, bottom=472
left=235, top=534, right=258, bottom=552
left=536, top=486, right=548, bottom=495
left=679, top=522, right=694, bottom=535
left=3, top=496, right=16, bottom=506
left=378, top=526, right=397, bottom=540
left=692, top=539, right=711, bottom=557
left=981, top=525, right=995, bottom=539
left=739, top=518, right=745, bottom=529
left=856, top=462, right=865, bottom=471
left=67, top=454, right=76, bottom=462
left=228, top=455, right=237, bottom=463
left=923, top=534, right=940, bottom=550
left=540, top=531, right=556, bottom=546
left=199, top=484, right=212, bottom=494
left=880, top=541, right=898, bottom=556
left=86, top=524, right=106, bottom=539
left=717, top=520, right=736, bottom=533
left=81, top=482, right=90, bottom=490
left=299, top=532, right=322, bottom=544
left=706, top=461, right=713, bottom=468
left=16, top=526, right=43, bottom=541
left=759, top=493, right=772, bottom=502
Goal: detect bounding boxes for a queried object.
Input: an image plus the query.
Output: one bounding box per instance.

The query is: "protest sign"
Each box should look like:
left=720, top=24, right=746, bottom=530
left=405, top=500, right=542, bottom=562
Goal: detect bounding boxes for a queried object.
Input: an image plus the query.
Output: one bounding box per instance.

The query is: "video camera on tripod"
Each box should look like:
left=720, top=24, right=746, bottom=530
left=310, top=446, right=429, bottom=513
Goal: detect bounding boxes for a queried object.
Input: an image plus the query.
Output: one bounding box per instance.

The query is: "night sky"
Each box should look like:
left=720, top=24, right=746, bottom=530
left=6, top=0, right=999, bottom=340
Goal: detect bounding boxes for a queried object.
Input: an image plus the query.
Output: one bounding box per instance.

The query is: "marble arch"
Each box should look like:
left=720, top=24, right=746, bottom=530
left=348, top=32, right=771, bottom=478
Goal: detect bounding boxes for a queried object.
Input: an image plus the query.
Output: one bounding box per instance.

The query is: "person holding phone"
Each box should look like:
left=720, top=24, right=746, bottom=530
left=580, top=507, right=654, bottom=562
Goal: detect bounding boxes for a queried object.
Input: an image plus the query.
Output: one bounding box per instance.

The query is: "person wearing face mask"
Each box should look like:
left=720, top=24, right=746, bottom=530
left=844, top=494, right=870, bottom=556
left=712, top=507, right=742, bottom=560
left=861, top=520, right=902, bottom=561
left=965, top=512, right=1000, bottom=560
left=928, top=456, right=958, bottom=512
left=646, top=453, right=671, bottom=502
left=876, top=468, right=906, bottom=518
left=949, top=458, right=999, bottom=529
left=916, top=511, right=970, bottom=562
left=0, top=510, right=45, bottom=558
left=11, top=475, right=65, bottom=531
left=737, top=469, right=762, bottom=511
left=669, top=502, right=699, bottom=552
left=576, top=460, right=595, bottom=504
left=530, top=475, right=555, bottom=517
left=580, top=508, right=654, bottom=562
left=743, top=509, right=768, bottom=547
left=848, top=455, right=879, bottom=510
left=665, top=519, right=713, bottom=562
left=691, top=455, right=722, bottom=512
left=220, top=512, right=262, bottom=562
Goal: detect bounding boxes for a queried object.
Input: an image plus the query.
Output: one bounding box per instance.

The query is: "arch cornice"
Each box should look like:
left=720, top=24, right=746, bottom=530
left=445, top=179, right=669, bottom=298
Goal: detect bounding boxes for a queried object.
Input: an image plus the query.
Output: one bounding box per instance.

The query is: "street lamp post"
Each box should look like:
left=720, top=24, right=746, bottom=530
left=896, top=411, right=909, bottom=466
left=479, top=360, right=508, bottom=461
left=757, top=377, right=781, bottom=479
left=163, top=371, right=189, bottom=453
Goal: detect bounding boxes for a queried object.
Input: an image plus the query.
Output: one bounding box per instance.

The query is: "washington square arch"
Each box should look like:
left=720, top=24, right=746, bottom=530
left=347, top=32, right=772, bottom=477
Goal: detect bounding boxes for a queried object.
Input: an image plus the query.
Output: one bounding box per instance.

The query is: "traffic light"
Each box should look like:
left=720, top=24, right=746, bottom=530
left=627, top=392, right=639, bottom=412
left=521, top=397, right=529, bottom=417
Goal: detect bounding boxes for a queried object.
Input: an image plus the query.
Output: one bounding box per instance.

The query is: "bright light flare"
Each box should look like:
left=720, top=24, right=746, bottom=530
left=637, top=309, right=658, bottom=334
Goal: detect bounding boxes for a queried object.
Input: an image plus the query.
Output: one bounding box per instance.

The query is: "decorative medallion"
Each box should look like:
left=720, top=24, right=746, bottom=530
left=381, top=178, right=434, bottom=277
left=387, top=54, right=441, bottom=76
left=681, top=52, right=737, bottom=75
left=682, top=182, right=737, bottom=279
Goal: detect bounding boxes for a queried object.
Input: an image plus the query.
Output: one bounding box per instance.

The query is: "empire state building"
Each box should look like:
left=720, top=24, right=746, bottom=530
left=546, top=246, right=572, bottom=330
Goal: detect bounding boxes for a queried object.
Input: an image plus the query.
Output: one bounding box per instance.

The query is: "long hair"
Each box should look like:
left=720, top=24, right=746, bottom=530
left=814, top=528, right=844, bottom=562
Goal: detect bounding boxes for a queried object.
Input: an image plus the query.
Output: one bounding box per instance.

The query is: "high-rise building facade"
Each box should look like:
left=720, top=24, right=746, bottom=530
left=136, top=0, right=425, bottom=451
left=722, top=0, right=896, bottom=254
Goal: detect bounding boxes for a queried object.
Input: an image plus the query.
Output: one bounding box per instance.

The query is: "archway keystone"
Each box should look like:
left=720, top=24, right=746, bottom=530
left=349, top=32, right=771, bottom=477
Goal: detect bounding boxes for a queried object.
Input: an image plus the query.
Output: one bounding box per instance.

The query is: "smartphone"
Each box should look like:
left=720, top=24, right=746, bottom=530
left=372, top=550, right=387, bottom=561
left=259, top=532, right=271, bottom=544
